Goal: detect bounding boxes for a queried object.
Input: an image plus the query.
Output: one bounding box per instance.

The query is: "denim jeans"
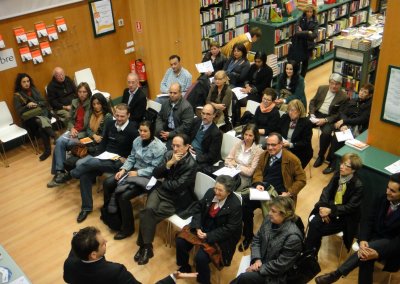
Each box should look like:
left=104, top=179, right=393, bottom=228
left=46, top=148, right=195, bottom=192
left=71, top=157, right=122, bottom=211
left=51, top=133, right=79, bottom=175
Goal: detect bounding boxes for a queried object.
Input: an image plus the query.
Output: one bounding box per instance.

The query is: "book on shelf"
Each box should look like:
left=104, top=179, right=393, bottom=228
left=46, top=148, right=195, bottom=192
left=345, top=139, right=369, bottom=151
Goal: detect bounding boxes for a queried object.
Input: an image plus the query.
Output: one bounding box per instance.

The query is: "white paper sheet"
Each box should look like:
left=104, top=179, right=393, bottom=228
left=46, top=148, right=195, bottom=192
left=146, top=176, right=157, bottom=190
left=249, top=187, right=271, bottom=201
left=335, top=129, right=354, bottom=142
left=385, top=160, right=400, bottom=174
left=232, top=87, right=248, bottom=100
left=195, top=60, right=214, bottom=73
left=236, top=255, right=251, bottom=277
left=213, top=166, right=241, bottom=177
left=95, top=151, right=120, bottom=160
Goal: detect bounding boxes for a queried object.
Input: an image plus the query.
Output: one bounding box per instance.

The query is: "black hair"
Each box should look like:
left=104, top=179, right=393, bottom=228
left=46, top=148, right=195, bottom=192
left=390, top=173, right=400, bottom=185
left=71, top=226, right=100, bottom=261
left=262, top=88, right=278, bottom=101
left=268, top=132, right=283, bottom=143
left=90, top=93, right=111, bottom=115
left=139, top=120, right=155, bottom=141
left=14, top=73, right=35, bottom=92
left=254, top=51, right=267, bottom=67
left=232, top=43, right=247, bottom=60
left=215, top=175, right=235, bottom=193
left=242, top=123, right=260, bottom=145
left=169, top=54, right=181, bottom=62
left=174, top=133, right=190, bottom=146
left=278, top=60, right=300, bottom=92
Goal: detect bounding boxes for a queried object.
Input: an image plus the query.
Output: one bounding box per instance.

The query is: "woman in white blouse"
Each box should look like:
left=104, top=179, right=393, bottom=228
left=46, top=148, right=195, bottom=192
left=224, top=124, right=264, bottom=192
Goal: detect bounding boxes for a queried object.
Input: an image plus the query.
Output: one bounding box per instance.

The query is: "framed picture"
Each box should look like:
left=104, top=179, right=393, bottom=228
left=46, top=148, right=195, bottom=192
left=89, top=0, right=115, bottom=37
left=381, top=65, right=400, bottom=126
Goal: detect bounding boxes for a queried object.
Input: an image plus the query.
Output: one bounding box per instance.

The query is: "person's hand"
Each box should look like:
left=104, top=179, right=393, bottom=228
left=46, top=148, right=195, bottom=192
left=315, top=118, right=327, bottom=126
left=197, top=229, right=207, bottom=239
left=173, top=271, right=198, bottom=279
left=283, top=141, right=290, bottom=148
left=256, top=185, right=265, bottom=191
left=340, top=125, right=348, bottom=131
left=92, top=134, right=102, bottom=143
left=115, top=169, right=126, bottom=180
left=225, top=160, right=237, bottom=168
left=321, top=216, right=331, bottom=223
left=189, top=147, right=196, bottom=156
left=128, top=171, right=138, bottom=177
left=334, top=119, right=344, bottom=129
left=70, top=128, right=79, bottom=138
left=246, top=259, right=262, bottom=272
left=214, top=103, right=226, bottom=111
left=359, top=247, right=379, bottom=261
left=281, top=192, right=292, bottom=197
left=275, top=98, right=284, bottom=105
left=205, top=71, right=212, bottom=77
left=358, top=241, right=370, bottom=259
left=167, top=152, right=183, bottom=168
left=160, top=131, right=169, bottom=140
left=119, top=157, right=126, bottom=163
left=27, top=102, right=37, bottom=108
left=258, top=129, right=265, bottom=135
left=319, top=207, right=331, bottom=217
left=298, top=26, right=303, bottom=32
left=64, top=105, right=72, bottom=111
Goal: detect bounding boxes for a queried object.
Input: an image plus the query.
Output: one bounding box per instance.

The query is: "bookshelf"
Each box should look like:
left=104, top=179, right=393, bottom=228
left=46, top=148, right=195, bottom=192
left=248, top=0, right=371, bottom=76
left=333, top=45, right=379, bottom=98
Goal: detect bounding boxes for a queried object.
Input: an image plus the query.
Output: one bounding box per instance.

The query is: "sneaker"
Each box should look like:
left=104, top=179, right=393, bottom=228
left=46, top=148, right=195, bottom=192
left=55, top=172, right=72, bottom=184
left=47, top=179, right=61, bottom=188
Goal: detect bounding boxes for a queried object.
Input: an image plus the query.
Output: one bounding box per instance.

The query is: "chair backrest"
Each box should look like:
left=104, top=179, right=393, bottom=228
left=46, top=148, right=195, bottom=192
left=221, top=132, right=241, bottom=160
left=233, top=192, right=242, bottom=205
left=75, top=68, right=96, bottom=91
left=146, top=99, right=162, bottom=113
left=194, top=172, right=216, bottom=200
left=279, top=110, right=285, bottom=117
left=0, top=101, right=14, bottom=128
left=245, top=100, right=260, bottom=115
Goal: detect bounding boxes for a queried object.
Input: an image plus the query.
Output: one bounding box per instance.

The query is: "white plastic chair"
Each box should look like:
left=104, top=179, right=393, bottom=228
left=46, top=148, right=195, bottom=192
left=146, top=99, right=162, bottom=113
left=165, top=172, right=216, bottom=247
left=74, top=68, right=111, bottom=100
left=0, top=101, right=37, bottom=167
left=221, top=132, right=241, bottom=160
left=245, top=100, right=260, bottom=115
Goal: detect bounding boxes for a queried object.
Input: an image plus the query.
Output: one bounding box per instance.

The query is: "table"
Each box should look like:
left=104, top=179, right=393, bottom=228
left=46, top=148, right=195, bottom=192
left=0, top=245, right=31, bottom=283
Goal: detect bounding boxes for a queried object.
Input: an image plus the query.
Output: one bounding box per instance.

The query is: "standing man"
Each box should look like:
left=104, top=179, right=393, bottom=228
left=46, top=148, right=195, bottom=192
left=134, top=134, right=197, bottom=265
left=47, top=66, right=77, bottom=126
left=220, top=27, right=262, bottom=57
left=63, top=226, right=141, bottom=284
left=315, top=173, right=400, bottom=284
left=309, top=73, right=347, bottom=168
left=69, top=104, right=138, bottom=223
left=189, top=103, right=222, bottom=171
left=155, top=83, right=194, bottom=149
left=122, top=73, right=147, bottom=128
left=160, top=55, right=192, bottom=94
left=239, top=132, right=306, bottom=251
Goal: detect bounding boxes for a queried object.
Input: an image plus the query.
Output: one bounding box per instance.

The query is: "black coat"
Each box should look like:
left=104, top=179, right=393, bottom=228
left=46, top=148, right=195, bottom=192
left=63, top=251, right=141, bottom=284
left=359, top=195, right=400, bottom=272
left=279, top=114, right=313, bottom=168
left=339, top=97, right=372, bottom=133
left=312, top=172, right=363, bottom=250
left=223, top=57, right=251, bottom=87
left=245, top=64, right=273, bottom=103
left=47, top=76, right=76, bottom=110
left=121, top=87, right=147, bottom=124
left=253, top=106, right=281, bottom=135
left=190, top=189, right=242, bottom=266
left=190, top=117, right=222, bottom=168
left=202, top=51, right=227, bottom=76
left=153, top=151, right=197, bottom=212
left=288, top=15, right=318, bottom=62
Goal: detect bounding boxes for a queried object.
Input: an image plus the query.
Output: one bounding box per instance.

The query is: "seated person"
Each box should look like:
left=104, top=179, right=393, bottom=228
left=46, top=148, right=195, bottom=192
left=304, top=153, right=363, bottom=256
left=122, top=73, right=147, bottom=127
left=231, top=196, right=303, bottom=284
left=241, top=51, right=273, bottom=103
left=103, top=120, right=167, bottom=240
left=160, top=55, right=192, bottom=94
left=155, top=83, right=194, bottom=149
left=69, top=104, right=138, bottom=223
left=189, top=104, right=222, bottom=170
left=240, top=133, right=306, bottom=251
left=309, top=73, right=347, bottom=168
left=253, top=88, right=281, bottom=147
left=134, top=134, right=197, bottom=265
left=176, top=175, right=242, bottom=284
left=206, top=70, right=233, bottom=130
left=315, top=173, right=400, bottom=284
left=63, top=226, right=141, bottom=284
left=274, top=60, right=307, bottom=111
left=223, top=43, right=251, bottom=126
left=323, top=83, right=374, bottom=174
left=224, top=124, right=264, bottom=191
left=47, top=82, right=91, bottom=188
left=47, top=66, right=77, bottom=126
left=201, top=41, right=227, bottom=77
left=13, top=73, right=55, bottom=161
left=279, top=99, right=313, bottom=169
left=221, top=27, right=262, bottom=57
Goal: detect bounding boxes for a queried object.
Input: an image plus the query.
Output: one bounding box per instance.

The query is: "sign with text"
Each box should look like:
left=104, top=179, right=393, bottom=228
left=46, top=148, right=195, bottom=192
left=0, top=48, right=17, bottom=72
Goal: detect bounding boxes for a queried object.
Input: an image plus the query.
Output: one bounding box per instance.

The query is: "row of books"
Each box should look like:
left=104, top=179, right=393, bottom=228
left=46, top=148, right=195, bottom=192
left=200, top=0, right=222, bottom=8
left=334, top=60, right=363, bottom=80
left=335, top=47, right=365, bottom=63
left=251, top=4, right=270, bottom=20
left=225, top=13, right=250, bottom=29
left=350, top=0, right=370, bottom=13
left=327, top=4, right=348, bottom=22
left=311, top=39, right=334, bottom=60
left=201, top=34, right=224, bottom=52
left=201, top=21, right=223, bottom=38
left=317, top=12, right=326, bottom=25
left=348, top=10, right=368, bottom=27
left=224, top=25, right=249, bottom=43
left=226, top=0, right=249, bottom=16
left=316, top=27, right=326, bottom=42
left=251, top=0, right=269, bottom=7
left=327, top=18, right=349, bottom=37
left=274, top=41, right=291, bottom=58
left=266, top=54, right=279, bottom=77
left=342, top=75, right=361, bottom=98
left=200, top=7, right=222, bottom=25
left=274, top=24, right=295, bottom=44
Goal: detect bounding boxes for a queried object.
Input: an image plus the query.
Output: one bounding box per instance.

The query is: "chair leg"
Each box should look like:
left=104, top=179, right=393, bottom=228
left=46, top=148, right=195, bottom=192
left=0, top=142, right=9, bottom=167
left=31, top=135, right=40, bottom=154
left=308, top=163, right=312, bottom=178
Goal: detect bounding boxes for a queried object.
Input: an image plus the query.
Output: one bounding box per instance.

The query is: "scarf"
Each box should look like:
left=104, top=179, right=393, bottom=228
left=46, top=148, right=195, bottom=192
left=89, top=111, right=104, bottom=135
left=260, top=102, right=276, bottom=113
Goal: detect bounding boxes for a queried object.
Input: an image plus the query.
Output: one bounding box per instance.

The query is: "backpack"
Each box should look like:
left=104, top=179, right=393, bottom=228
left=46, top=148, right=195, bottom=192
left=100, top=203, right=122, bottom=231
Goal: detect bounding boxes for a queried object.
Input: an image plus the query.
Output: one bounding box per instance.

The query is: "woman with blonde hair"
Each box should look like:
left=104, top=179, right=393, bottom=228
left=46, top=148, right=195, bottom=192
left=279, top=99, right=313, bottom=168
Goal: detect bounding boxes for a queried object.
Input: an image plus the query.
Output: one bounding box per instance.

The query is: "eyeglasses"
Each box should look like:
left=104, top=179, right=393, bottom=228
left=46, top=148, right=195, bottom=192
left=266, top=143, right=278, bottom=147
left=329, top=80, right=341, bottom=86
left=201, top=112, right=213, bottom=116
left=169, top=91, right=179, bottom=94
left=262, top=98, right=272, bottom=102
left=341, top=163, right=352, bottom=168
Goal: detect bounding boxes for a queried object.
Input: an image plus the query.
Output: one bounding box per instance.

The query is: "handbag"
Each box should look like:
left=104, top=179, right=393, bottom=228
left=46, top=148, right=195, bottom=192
left=21, top=107, right=43, bottom=121
left=286, top=249, right=321, bottom=284
left=70, top=144, right=88, bottom=158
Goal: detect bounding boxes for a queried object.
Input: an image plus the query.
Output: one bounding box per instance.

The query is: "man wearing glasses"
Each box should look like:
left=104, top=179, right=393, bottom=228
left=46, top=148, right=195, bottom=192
left=155, top=83, right=194, bottom=149
left=308, top=73, right=347, bottom=168
left=189, top=103, right=222, bottom=171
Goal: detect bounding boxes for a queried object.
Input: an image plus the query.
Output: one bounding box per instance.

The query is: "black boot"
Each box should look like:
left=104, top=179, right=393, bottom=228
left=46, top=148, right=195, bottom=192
left=39, top=130, right=51, bottom=161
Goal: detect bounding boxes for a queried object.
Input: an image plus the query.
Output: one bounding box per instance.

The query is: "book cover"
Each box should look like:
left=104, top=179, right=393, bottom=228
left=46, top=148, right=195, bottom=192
left=35, top=22, right=48, bottom=38
left=40, top=41, right=52, bottom=56
left=14, top=27, right=27, bottom=43
left=345, top=139, right=369, bottom=151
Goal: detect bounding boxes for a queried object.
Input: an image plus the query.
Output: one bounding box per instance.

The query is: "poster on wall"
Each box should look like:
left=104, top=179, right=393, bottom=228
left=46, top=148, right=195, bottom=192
left=35, top=22, right=48, bottom=38
left=31, top=49, right=43, bottom=64
left=55, top=17, right=68, bottom=32
left=0, top=48, right=17, bottom=72
left=19, top=46, right=32, bottom=62
left=0, top=35, right=5, bottom=48
left=47, top=26, right=58, bottom=41
left=26, top=31, right=39, bottom=47
left=381, top=65, right=400, bottom=126
left=40, top=41, right=52, bottom=56
left=14, top=27, right=27, bottom=43
left=89, top=0, right=116, bottom=37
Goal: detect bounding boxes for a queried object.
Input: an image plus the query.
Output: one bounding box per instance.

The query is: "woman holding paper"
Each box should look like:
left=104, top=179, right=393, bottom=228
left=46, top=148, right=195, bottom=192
left=201, top=41, right=227, bottom=77
left=206, top=70, right=233, bottom=129
left=253, top=88, right=280, bottom=146
left=13, top=73, right=55, bottom=161
left=279, top=99, right=313, bottom=169
left=225, top=124, right=263, bottom=191
left=102, top=120, right=167, bottom=240
left=231, top=196, right=303, bottom=284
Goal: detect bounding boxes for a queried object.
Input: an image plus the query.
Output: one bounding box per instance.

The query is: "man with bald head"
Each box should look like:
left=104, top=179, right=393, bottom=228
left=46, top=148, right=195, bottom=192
left=155, top=83, right=194, bottom=149
left=121, top=73, right=147, bottom=128
left=47, top=66, right=77, bottom=125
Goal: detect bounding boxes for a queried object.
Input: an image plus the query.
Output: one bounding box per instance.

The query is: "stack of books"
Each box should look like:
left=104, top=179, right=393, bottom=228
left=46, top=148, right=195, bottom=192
left=266, top=54, right=279, bottom=77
